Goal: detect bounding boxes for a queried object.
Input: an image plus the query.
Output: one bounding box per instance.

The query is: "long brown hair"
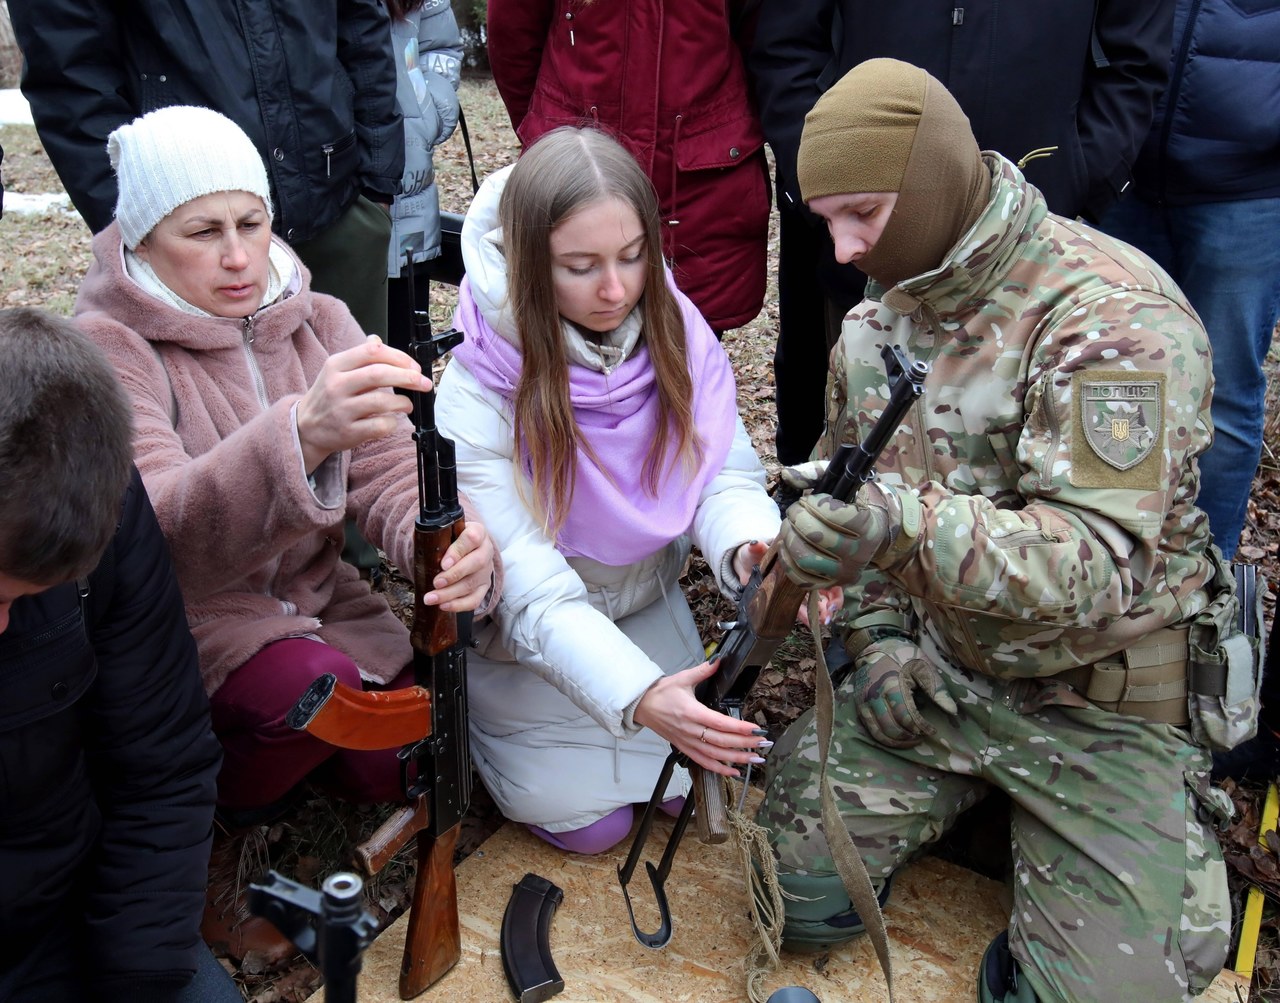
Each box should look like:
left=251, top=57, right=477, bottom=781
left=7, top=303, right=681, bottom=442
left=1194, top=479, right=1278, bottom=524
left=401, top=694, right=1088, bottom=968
left=499, top=126, right=700, bottom=536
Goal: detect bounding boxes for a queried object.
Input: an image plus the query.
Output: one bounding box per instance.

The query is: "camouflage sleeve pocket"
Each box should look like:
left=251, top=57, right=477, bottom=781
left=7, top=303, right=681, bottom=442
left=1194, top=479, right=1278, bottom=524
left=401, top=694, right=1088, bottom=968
left=1187, top=556, right=1265, bottom=752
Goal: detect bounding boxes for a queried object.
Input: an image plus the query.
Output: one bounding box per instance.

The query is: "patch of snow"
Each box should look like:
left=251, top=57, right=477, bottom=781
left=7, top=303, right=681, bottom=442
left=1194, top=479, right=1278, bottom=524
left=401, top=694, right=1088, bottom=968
left=0, top=89, right=34, bottom=127
left=4, top=191, right=73, bottom=214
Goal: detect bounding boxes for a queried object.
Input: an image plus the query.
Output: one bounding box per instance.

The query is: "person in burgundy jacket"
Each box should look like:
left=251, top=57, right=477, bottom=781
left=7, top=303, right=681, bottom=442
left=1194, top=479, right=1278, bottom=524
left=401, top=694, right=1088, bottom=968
left=487, top=0, right=771, bottom=335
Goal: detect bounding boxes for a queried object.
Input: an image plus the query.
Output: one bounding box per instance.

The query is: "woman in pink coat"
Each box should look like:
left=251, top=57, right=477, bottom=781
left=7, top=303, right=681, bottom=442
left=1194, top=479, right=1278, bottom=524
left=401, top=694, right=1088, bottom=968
left=487, top=0, right=771, bottom=334
left=73, top=106, right=498, bottom=821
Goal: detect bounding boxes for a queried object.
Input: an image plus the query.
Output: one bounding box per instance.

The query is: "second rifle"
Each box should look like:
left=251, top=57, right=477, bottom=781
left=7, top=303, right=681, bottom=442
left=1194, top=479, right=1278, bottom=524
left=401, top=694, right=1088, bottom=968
left=287, top=308, right=472, bottom=999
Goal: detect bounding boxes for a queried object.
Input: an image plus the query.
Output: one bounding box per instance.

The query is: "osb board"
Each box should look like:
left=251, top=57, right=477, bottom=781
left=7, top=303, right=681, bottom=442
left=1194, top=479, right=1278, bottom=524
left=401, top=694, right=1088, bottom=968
left=311, top=810, right=1250, bottom=1003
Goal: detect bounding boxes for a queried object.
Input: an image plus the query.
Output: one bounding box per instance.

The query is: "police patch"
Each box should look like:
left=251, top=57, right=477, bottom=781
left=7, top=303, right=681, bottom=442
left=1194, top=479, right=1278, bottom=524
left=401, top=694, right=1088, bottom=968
left=1080, top=377, right=1161, bottom=470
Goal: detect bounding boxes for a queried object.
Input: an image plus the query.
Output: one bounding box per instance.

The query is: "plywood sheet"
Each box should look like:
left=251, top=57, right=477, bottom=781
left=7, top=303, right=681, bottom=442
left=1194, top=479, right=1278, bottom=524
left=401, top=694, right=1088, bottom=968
left=311, top=813, right=1245, bottom=1003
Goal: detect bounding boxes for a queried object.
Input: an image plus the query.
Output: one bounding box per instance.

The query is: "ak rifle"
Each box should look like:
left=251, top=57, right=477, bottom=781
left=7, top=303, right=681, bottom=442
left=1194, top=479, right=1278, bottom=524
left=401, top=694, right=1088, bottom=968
left=617, top=344, right=929, bottom=949
left=287, top=307, right=471, bottom=998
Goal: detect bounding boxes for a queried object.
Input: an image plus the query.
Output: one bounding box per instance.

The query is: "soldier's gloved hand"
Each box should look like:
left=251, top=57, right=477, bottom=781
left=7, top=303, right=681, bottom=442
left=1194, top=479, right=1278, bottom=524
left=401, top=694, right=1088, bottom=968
left=778, top=481, right=903, bottom=588
left=852, top=637, right=958, bottom=748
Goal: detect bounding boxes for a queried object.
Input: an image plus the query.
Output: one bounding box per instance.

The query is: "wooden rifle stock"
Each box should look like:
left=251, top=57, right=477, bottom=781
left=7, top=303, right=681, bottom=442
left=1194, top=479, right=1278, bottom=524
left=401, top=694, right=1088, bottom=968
left=400, top=823, right=461, bottom=996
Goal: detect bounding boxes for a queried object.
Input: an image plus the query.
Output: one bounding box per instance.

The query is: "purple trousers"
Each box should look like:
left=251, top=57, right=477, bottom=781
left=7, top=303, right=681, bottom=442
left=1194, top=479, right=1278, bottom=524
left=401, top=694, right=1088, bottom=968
left=210, top=637, right=412, bottom=810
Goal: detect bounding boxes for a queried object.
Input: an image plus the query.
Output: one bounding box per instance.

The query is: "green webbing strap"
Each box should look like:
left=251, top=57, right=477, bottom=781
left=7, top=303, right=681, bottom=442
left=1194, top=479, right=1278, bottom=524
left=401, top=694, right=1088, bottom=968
left=810, top=590, right=895, bottom=1002
left=739, top=591, right=894, bottom=1001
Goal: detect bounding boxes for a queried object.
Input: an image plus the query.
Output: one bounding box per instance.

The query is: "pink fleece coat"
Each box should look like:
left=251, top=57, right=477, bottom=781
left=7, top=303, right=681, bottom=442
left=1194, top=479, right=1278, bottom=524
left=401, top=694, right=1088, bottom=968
left=75, top=224, right=443, bottom=695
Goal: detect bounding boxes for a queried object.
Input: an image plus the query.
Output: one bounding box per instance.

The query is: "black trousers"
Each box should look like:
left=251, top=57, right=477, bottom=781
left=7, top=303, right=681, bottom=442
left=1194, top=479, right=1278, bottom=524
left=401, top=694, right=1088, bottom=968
left=773, top=185, right=867, bottom=465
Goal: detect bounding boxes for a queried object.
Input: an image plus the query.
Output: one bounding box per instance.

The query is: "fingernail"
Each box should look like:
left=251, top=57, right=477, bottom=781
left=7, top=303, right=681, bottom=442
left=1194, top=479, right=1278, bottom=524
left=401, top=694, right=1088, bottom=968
left=756, top=740, right=774, bottom=750
left=423, top=592, right=437, bottom=605
left=748, top=755, right=767, bottom=764
left=751, top=728, right=768, bottom=736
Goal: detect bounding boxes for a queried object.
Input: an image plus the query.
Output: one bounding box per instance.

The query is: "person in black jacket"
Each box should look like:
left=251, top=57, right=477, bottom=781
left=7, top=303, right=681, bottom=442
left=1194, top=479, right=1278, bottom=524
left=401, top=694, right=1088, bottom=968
left=0, top=308, right=235, bottom=1003
left=1097, top=0, right=1280, bottom=564
left=7, top=0, right=404, bottom=342
left=1097, top=0, right=1280, bottom=784
left=750, top=0, right=1176, bottom=464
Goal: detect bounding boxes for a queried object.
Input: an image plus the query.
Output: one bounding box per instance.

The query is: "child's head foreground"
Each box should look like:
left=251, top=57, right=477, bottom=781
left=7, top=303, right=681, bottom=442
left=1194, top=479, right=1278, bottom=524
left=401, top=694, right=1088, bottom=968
left=0, top=307, right=133, bottom=594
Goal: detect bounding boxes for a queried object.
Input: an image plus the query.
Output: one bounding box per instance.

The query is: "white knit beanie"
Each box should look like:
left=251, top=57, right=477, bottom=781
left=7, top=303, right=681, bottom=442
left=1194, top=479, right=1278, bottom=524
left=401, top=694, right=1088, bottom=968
left=108, top=106, right=274, bottom=249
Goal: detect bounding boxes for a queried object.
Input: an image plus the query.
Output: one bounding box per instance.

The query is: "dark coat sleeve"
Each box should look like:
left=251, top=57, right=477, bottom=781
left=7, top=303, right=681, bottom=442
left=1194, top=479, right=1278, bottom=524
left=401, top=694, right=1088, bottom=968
left=337, top=0, right=406, bottom=201
left=8, top=0, right=130, bottom=233
left=486, top=0, right=555, bottom=132
left=81, top=468, right=222, bottom=994
left=747, top=0, right=839, bottom=204
left=1077, top=0, right=1174, bottom=218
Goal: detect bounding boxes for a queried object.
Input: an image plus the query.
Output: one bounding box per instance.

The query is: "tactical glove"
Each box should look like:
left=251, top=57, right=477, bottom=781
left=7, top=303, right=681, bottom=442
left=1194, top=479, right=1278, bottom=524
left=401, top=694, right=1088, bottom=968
left=777, top=461, right=920, bottom=589
left=851, top=636, right=958, bottom=748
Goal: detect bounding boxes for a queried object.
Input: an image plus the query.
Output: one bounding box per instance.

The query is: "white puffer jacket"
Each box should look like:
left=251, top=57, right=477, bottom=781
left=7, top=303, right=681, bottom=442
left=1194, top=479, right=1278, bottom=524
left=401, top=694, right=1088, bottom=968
left=436, top=170, right=780, bottom=739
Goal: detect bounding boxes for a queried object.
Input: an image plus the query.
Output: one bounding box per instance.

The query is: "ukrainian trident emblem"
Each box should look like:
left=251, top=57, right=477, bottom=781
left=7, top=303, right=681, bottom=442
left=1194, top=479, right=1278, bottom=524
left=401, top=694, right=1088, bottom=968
left=1082, top=380, right=1159, bottom=470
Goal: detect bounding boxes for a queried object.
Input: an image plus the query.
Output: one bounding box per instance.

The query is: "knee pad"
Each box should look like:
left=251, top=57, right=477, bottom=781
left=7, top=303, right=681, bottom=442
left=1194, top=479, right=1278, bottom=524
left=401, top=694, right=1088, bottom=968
left=978, top=931, right=1041, bottom=1003
left=775, top=868, right=893, bottom=952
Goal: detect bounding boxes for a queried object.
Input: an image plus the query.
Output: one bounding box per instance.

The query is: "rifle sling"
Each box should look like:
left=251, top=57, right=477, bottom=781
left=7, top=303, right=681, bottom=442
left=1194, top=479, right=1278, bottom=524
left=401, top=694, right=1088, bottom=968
left=810, top=590, right=895, bottom=1002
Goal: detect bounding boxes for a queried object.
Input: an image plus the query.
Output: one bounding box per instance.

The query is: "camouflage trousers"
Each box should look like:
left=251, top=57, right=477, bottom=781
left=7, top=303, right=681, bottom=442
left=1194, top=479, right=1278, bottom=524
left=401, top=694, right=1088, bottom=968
left=757, top=646, right=1231, bottom=1003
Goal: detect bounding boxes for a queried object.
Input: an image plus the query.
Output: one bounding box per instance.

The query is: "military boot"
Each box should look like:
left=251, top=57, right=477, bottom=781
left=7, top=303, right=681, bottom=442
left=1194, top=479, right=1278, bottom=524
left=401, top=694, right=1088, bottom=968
left=977, top=930, right=1040, bottom=1003
left=776, top=872, right=893, bottom=952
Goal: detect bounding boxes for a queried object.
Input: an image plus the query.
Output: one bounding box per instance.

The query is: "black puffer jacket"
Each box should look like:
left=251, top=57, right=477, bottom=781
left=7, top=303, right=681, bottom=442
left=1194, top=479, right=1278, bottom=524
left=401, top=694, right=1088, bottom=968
left=9, top=0, right=403, bottom=243
left=750, top=0, right=1173, bottom=221
left=1130, top=0, right=1280, bottom=205
left=0, top=468, right=221, bottom=997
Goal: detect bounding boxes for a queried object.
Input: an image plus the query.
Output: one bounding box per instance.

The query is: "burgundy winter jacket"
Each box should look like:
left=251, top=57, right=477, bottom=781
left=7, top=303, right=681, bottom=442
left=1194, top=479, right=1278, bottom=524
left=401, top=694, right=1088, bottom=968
left=74, top=225, right=477, bottom=696
left=487, top=0, right=770, bottom=333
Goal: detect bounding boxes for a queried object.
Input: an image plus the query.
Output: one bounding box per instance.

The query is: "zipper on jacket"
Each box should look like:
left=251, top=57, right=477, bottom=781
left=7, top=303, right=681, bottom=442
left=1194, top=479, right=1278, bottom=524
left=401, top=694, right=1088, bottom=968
left=664, top=115, right=683, bottom=249
left=564, top=7, right=575, bottom=45
left=323, top=144, right=333, bottom=178
left=241, top=316, right=271, bottom=411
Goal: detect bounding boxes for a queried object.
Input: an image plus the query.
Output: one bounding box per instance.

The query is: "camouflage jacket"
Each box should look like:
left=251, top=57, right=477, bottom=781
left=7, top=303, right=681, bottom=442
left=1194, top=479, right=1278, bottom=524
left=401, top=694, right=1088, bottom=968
left=827, top=154, right=1217, bottom=679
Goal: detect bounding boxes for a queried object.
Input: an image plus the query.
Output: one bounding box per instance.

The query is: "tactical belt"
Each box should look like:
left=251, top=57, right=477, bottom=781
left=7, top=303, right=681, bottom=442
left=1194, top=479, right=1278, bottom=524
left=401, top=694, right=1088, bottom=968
left=1054, top=626, right=1191, bottom=725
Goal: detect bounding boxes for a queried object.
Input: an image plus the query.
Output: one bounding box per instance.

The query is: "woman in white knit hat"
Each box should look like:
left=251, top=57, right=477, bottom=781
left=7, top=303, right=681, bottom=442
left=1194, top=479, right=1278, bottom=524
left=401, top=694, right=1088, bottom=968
left=73, top=105, right=498, bottom=820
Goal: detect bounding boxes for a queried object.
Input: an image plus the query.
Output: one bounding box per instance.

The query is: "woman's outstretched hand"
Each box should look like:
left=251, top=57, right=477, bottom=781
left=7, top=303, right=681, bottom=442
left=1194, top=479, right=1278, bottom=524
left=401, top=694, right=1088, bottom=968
left=633, top=660, right=770, bottom=776
left=297, top=335, right=431, bottom=473
left=423, top=519, right=496, bottom=612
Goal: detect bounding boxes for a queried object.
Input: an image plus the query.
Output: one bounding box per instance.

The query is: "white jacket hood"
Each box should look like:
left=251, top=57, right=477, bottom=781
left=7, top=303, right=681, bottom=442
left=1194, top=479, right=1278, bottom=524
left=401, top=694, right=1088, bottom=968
left=459, top=164, right=642, bottom=374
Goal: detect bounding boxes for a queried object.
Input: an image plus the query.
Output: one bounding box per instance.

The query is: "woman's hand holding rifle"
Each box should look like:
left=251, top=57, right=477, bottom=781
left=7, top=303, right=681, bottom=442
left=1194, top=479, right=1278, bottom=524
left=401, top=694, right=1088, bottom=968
left=296, top=335, right=430, bottom=474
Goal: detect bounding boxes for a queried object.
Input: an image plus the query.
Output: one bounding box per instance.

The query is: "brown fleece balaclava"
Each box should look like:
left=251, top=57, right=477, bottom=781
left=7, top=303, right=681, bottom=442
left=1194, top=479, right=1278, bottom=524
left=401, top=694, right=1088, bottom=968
left=797, top=58, right=989, bottom=287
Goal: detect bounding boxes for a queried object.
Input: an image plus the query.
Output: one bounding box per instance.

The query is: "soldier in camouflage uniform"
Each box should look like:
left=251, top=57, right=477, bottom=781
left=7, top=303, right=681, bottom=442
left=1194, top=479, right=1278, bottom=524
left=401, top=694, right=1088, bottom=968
left=759, top=59, right=1234, bottom=1003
